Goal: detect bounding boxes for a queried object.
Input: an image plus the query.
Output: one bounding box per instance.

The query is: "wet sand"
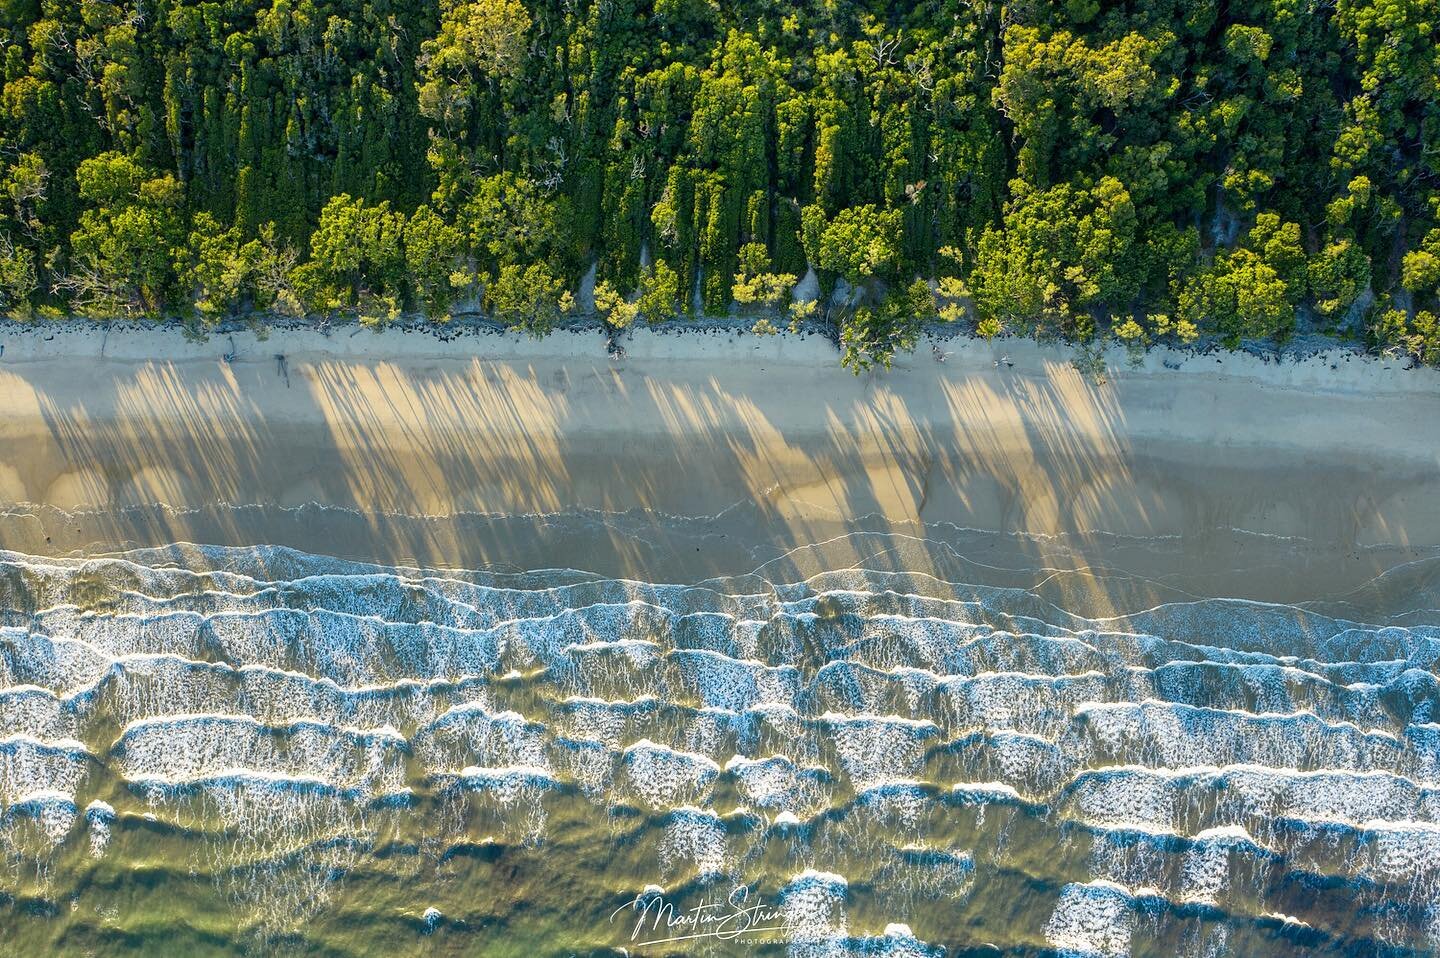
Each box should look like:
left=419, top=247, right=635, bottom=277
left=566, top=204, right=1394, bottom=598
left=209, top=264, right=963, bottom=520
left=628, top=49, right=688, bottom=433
left=0, top=322, right=1437, bottom=607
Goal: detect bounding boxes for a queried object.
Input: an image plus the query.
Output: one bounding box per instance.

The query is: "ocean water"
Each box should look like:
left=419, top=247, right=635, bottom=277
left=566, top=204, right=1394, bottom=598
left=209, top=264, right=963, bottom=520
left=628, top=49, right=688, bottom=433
left=1, top=523, right=1439, bottom=956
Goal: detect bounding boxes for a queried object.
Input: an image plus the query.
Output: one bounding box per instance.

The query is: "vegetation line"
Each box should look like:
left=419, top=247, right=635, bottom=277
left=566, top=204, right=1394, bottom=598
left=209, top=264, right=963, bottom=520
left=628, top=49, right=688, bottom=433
left=1, top=0, right=1437, bottom=373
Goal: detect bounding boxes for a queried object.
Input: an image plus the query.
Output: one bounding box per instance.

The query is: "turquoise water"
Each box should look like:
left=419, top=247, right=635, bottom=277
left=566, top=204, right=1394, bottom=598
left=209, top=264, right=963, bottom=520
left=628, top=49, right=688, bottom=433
left=0, top=529, right=1438, bottom=955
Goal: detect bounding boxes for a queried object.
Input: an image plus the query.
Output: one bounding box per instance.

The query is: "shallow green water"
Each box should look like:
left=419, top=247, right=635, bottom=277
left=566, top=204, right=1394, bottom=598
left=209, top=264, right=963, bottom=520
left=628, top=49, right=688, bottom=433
left=1, top=523, right=1438, bottom=956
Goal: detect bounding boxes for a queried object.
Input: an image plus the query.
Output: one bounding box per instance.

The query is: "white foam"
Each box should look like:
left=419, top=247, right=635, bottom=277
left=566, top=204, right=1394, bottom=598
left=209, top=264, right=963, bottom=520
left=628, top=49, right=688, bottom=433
left=781, top=870, right=849, bottom=953
left=1044, top=880, right=1134, bottom=957
left=657, top=806, right=727, bottom=878
left=5, top=541, right=1440, bottom=947
left=621, top=740, right=720, bottom=808
left=85, top=799, right=115, bottom=857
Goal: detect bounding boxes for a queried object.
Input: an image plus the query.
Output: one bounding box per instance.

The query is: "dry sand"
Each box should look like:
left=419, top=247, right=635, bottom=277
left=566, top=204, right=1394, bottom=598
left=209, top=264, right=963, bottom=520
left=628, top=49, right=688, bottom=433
left=0, top=322, right=1437, bottom=607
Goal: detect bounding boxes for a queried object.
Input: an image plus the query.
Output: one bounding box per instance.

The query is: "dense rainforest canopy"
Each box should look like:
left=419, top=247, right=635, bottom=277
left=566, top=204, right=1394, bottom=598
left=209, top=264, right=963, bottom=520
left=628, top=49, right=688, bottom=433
left=1, top=0, right=1438, bottom=368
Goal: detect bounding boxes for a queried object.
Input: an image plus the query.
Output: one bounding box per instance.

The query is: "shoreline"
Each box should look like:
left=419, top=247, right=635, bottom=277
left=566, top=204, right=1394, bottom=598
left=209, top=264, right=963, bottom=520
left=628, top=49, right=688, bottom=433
left=0, top=323, right=1437, bottom=608
left=0, top=312, right=1408, bottom=365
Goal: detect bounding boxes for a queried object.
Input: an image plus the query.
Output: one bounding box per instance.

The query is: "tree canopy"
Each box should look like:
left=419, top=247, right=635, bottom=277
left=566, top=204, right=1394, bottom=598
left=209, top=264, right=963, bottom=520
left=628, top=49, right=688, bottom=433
left=0, top=0, right=1437, bottom=366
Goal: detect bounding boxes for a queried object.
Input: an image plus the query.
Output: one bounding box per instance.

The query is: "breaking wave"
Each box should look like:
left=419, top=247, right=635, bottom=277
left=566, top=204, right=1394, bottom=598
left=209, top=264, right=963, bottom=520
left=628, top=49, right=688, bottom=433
left=0, top=540, right=1436, bottom=954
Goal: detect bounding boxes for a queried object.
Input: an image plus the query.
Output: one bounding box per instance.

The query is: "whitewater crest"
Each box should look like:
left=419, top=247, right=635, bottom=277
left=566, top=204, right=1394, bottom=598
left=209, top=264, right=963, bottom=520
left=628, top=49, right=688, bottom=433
left=0, top=542, right=1438, bottom=954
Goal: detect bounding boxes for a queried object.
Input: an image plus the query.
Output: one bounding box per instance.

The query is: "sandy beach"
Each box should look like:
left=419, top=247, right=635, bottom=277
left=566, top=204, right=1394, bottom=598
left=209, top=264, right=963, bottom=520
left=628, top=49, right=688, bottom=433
left=0, top=322, right=1437, bottom=607
left=5, top=323, right=1440, bottom=956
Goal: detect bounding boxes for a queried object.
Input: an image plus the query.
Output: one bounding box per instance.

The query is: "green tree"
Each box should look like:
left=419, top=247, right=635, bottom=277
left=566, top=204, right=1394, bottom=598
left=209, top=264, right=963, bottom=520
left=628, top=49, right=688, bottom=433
left=636, top=261, right=681, bottom=324
left=1178, top=251, right=1290, bottom=343
left=294, top=194, right=407, bottom=317
left=418, top=0, right=532, bottom=129
left=1308, top=240, right=1370, bottom=323
left=1403, top=230, right=1440, bottom=301
left=594, top=280, right=639, bottom=330
left=802, top=203, right=902, bottom=295
left=3, top=152, right=48, bottom=240
left=839, top=277, right=932, bottom=373
left=970, top=177, right=1141, bottom=333
left=732, top=242, right=798, bottom=316
left=64, top=152, right=184, bottom=316
left=405, top=205, right=471, bottom=319
left=0, top=234, right=37, bottom=318
left=1176, top=213, right=1307, bottom=342
left=486, top=262, right=572, bottom=335
left=458, top=173, right=569, bottom=273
